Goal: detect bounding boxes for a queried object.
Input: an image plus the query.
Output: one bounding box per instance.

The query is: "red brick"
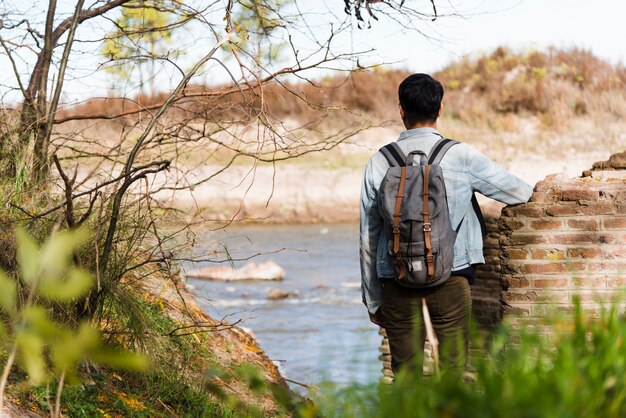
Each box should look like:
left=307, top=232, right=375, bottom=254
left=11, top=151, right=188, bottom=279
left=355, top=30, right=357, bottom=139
left=504, top=307, right=531, bottom=319
left=615, top=191, right=626, bottom=202
left=504, top=205, right=545, bottom=218
left=567, top=219, right=599, bottom=230
left=531, top=249, right=565, bottom=260
left=533, top=180, right=552, bottom=193
left=567, top=247, right=602, bottom=258
left=520, top=262, right=569, bottom=274
left=536, top=290, right=569, bottom=303
left=606, top=278, right=626, bottom=288
left=602, top=245, right=626, bottom=259
left=502, top=291, right=538, bottom=302
left=501, top=263, right=521, bottom=275
left=533, top=278, right=568, bottom=289
left=550, top=233, right=616, bottom=245
left=571, top=278, right=606, bottom=289
left=573, top=291, right=613, bottom=303
left=546, top=205, right=583, bottom=217
left=500, top=218, right=526, bottom=232
left=507, top=277, right=531, bottom=288
left=569, top=261, right=609, bottom=272
left=580, top=202, right=616, bottom=216
left=502, top=234, right=550, bottom=246
left=561, top=189, right=599, bottom=201
left=617, top=204, right=626, bottom=214
left=530, top=219, right=564, bottom=230
left=504, top=248, right=529, bottom=260
left=531, top=305, right=549, bottom=316
left=531, top=192, right=558, bottom=204
left=603, top=218, right=626, bottom=229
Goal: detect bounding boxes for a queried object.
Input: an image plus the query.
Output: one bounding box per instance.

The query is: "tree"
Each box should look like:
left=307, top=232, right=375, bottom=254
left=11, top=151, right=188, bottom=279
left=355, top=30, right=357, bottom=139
left=101, top=0, right=187, bottom=94
left=225, top=0, right=293, bottom=67
left=0, top=0, right=447, bottom=409
left=0, top=0, right=444, bottom=316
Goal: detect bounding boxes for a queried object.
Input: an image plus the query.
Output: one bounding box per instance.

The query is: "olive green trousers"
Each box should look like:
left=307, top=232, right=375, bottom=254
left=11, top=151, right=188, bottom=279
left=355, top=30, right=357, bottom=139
left=381, top=275, right=471, bottom=375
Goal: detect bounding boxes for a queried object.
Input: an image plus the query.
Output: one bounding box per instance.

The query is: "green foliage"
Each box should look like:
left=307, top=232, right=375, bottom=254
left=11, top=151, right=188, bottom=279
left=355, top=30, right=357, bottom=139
left=305, top=300, right=626, bottom=418
left=0, top=228, right=148, bottom=414
left=204, top=363, right=300, bottom=417
left=102, top=0, right=184, bottom=91
left=227, top=0, right=293, bottom=65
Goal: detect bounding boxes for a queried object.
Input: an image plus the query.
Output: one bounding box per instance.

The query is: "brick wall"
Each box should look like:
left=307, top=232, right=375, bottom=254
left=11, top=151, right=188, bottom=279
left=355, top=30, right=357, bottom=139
left=471, top=213, right=503, bottom=328
left=379, top=151, right=626, bottom=379
left=500, top=170, right=626, bottom=321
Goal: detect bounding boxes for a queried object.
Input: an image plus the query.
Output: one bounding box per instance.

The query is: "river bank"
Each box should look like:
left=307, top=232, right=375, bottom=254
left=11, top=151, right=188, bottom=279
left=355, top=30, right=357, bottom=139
left=2, top=274, right=294, bottom=417
left=163, top=119, right=623, bottom=223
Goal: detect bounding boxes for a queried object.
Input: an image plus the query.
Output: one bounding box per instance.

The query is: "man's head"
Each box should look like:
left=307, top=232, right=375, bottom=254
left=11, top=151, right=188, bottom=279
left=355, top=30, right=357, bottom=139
left=398, top=73, right=444, bottom=129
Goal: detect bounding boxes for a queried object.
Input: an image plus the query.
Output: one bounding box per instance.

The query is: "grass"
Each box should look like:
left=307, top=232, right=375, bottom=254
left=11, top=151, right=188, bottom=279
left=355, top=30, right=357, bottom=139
left=4, top=293, right=288, bottom=417
left=304, top=298, right=626, bottom=418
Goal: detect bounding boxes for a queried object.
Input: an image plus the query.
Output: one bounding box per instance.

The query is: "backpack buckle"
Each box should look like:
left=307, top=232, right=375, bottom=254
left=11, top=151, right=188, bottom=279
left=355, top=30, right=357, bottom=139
left=423, top=223, right=431, bottom=232
left=392, top=225, right=400, bottom=234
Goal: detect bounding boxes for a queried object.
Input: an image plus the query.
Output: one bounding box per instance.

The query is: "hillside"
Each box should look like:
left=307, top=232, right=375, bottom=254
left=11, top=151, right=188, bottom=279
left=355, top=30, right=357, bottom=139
left=1, top=274, right=293, bottom=417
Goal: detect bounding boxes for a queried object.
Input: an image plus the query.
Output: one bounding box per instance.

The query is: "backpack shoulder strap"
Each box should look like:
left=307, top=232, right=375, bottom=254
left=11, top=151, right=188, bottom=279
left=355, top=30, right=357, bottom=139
left=428, top=138, right=459, bottom=165
left=379, top=142, right=406, bottom=167
left=429, top=137, right=489, bottom=237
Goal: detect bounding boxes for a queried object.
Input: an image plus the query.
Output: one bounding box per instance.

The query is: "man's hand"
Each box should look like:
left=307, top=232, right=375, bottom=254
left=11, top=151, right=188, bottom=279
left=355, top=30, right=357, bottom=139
left=369, top=309, right=385, bottom=327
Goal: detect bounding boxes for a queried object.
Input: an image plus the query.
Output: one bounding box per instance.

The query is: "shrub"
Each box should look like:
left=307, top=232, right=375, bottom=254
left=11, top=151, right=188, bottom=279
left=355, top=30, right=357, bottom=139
left=303, top=299, right=626, bottom=418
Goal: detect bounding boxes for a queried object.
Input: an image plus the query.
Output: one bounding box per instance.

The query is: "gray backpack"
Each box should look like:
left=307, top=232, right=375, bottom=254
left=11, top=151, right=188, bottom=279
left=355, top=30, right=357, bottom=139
left=378, top=138, right=459, bottom=288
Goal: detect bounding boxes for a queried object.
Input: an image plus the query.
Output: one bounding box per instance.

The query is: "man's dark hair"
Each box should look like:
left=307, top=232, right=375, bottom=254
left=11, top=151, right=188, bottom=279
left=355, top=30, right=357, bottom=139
left=398, top=73, right=444, bottom=126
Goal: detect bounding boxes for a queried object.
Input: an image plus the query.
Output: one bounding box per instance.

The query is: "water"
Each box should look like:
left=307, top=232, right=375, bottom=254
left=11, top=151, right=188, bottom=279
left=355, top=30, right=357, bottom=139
left=185, top=224, right=381, bottom=389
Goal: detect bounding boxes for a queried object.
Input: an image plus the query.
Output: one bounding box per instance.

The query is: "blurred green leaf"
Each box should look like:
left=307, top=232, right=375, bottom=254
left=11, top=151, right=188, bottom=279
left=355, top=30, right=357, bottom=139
left=52, top=322, right=99, bottom=372
left=91, top=349, right=149, bottom=372
left=39, top=268, right=94, bottom=302
left=39, top=228, right=89, bottom=282
left=15, top=228, right=40, bottom=286
left=21, top=306, right=61, bottom=340
left=0, top=270, right=17, bottom=313
left=0, top=321, right=7, bottom=341
left=236, top=364, right=266, bottom=394
left=15, top=330, right=47, bottom=384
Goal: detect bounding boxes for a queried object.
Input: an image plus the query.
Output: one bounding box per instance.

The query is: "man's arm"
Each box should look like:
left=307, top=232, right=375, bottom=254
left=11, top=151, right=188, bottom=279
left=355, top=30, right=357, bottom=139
left=467, top=146, right=533, bottom=204
left=360, top=159, right=384, bottom=316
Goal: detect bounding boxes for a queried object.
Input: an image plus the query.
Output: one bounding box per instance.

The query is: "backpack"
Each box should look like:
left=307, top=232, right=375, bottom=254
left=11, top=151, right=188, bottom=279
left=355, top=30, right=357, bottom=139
left=377, top=138, right=484, bottom=288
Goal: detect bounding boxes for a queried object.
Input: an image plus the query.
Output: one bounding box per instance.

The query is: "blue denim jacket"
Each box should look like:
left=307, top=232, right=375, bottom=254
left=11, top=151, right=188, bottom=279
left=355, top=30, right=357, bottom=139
left=360, top=127, right=533, bottom=314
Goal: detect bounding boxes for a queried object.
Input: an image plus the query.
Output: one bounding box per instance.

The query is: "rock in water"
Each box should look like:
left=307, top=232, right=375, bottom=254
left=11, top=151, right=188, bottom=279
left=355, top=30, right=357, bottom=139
left=267, top=288, right=298, bottom=300
left=186, top=260, right=285, bottom=281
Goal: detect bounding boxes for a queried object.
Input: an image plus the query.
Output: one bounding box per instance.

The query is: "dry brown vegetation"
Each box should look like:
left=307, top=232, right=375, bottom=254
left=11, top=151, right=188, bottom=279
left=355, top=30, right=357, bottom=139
left=57, top=47, right=626, bottom=132
left=45, top=47, right=626, bottom=224
left=438, top=47, right=626, bottom=130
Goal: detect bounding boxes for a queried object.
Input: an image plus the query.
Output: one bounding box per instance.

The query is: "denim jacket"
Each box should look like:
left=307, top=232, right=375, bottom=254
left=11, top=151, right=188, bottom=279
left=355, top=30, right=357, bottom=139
left=360, top=127, right=533, bottom=314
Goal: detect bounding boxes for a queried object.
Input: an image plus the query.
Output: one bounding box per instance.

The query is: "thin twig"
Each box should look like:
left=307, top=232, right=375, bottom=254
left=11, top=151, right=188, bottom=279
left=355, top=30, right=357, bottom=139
left=0, top=345, right=18, bottom=415
left=284, top=378, right=318, bottom=391
left=422, top=298, right=440, bottom=376
left=53, top=370, right=65, bottom=418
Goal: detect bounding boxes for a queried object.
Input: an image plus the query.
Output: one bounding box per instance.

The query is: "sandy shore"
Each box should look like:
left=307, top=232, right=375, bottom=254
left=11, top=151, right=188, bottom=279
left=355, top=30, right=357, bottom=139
left=161, top=146, right=615, bottom=223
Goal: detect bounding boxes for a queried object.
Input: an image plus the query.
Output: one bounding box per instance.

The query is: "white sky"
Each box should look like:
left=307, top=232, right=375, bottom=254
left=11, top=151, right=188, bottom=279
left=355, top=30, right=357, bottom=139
left=351, top=0, right=625, bottom=73
left=1, top=0, right=624, bottom=103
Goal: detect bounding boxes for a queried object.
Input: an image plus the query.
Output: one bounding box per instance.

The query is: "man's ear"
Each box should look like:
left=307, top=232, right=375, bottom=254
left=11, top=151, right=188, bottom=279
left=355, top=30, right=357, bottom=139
left=438, top=103, right=443, bottom=118
left=399, top=104, right=405, bottom=119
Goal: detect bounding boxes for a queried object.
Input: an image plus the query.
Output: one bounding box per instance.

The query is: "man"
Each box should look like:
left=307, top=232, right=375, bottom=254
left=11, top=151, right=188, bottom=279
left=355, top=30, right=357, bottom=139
left=359, top=73, right=533, bottom=375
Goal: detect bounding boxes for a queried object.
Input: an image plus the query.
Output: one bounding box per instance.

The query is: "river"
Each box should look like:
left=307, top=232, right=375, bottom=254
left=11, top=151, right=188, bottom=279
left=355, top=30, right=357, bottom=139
left=185, top=224, right=381, bottom=390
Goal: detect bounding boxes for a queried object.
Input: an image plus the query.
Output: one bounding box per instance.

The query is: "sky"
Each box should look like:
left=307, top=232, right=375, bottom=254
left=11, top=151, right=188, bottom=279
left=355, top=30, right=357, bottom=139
left=1, top=0, right=625, bottom=103
left=349, top=0, right=625, bottom=73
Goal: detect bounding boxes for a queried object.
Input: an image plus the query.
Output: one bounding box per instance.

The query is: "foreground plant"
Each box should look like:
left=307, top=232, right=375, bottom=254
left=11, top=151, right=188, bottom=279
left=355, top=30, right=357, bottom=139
left=305, top=298, right=626, bottom=418
left=0, top=228, right=147, bottom=417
